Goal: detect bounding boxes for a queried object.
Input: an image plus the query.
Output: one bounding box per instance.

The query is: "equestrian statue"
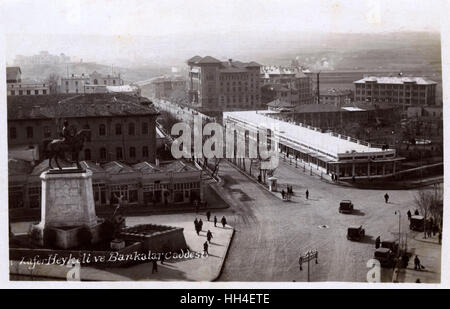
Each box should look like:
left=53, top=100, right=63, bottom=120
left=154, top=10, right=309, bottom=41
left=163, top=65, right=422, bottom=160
left=42, top=120, right=91, bottom=170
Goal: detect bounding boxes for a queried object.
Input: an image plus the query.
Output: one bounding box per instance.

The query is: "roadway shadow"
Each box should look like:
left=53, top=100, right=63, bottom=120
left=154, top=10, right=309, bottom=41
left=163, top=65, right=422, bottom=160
left=352, top=209, right=366, bottom=216
left=359, top=235, right=376, bottom=245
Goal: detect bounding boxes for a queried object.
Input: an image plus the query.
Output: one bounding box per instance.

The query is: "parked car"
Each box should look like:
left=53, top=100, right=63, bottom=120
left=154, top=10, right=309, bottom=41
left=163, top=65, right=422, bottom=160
left=339, top=200, right=354, bottom=214
left=347, top=225, right=365, bottom=241
left=381, top=240, right=399, bottom=253
left=374, top=248, right=397, bottom=268
left=410, top=215, right=425, bottom=231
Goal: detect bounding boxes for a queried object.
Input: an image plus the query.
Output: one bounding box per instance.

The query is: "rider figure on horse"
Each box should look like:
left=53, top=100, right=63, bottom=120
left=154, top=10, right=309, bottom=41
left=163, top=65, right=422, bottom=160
left=62, top=120, right=74, bottom=145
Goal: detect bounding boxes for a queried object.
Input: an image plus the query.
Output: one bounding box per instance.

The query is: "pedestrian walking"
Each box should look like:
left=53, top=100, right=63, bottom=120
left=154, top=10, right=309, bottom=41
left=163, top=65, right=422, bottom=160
left=207, top=230, right=213, bottom=243
left=198, top=219, right=203, bottom=232
left=206, top=211, right=211, bottom=222
left=375, top=236, right=381, bottom=249
left=384, top=193, right=389, bottom=203
left=214, top=216, right=217, bottom=227
left=152, top=258, right=158, bottom=273
left=407, top=210, right=412, bottom=221
left=438, top=231, right=442, bottom=244
left=281, top=189, right=285, bottom=200
left=305, top=189, right=309, bottom=200
left=160, top=253, right=165, bottom=265
left=203, top=241, right=209, bottom=256
left=414, top=255, right=423, bottom=271
left=352, top=175, right=356, bottom=183
left=414, top=209, right=419, bottom=215
left=194, top=218, right=199, bottom=233
left=221, top=216, right=227, bottom=228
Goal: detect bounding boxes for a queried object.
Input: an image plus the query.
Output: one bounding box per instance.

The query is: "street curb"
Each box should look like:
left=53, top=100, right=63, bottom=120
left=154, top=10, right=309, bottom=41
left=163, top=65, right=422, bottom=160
left=225, top=160, right=284, bottom=201
left=212, top=226, right=235, bottom=282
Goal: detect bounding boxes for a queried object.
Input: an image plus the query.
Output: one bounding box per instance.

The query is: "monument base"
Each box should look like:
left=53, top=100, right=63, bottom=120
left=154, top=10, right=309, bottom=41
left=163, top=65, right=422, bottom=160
left=30, top=220, right=104, bottom=249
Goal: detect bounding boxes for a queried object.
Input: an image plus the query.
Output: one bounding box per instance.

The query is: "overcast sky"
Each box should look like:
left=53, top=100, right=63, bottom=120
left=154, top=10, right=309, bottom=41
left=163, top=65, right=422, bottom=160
left=0, top=0, right=444, bottom=64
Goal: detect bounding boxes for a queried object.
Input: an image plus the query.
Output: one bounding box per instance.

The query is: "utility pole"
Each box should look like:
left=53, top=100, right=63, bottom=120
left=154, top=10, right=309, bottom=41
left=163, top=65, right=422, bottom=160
left=316, top=72, right=320, bottom=104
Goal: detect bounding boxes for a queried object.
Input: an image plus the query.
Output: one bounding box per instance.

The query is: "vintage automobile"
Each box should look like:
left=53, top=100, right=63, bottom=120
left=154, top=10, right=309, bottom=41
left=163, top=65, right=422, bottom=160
left=381, top=240, right=399, bottom=254
left=410, top=215, right=425, bottom=232
left=347, top=225, right=365, bottom=241
left=339, top=200, right=354, bottom=214
left=374, top=248, right=397, bottom=268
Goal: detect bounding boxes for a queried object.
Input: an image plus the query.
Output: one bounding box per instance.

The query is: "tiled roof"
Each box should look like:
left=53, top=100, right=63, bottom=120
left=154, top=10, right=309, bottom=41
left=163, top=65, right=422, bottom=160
left=354, top=76, right=437, bottom=85
left=267, top=99, right=295, bottom=108
left=102, top=161, right=137, bottom=175
left=8, top=93, right=158, bottom=120
left=196, top=56, right=222, bottom=64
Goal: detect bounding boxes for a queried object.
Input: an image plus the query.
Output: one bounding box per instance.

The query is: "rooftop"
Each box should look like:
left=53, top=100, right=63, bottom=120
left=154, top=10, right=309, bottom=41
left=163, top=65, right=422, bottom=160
left=188, top=56, right=261, bottom=70
left=223, top=110, right=394, bottom=158
left=354, top=76, right=437, bottom=85
left=7, top=93, right=158, bottom=120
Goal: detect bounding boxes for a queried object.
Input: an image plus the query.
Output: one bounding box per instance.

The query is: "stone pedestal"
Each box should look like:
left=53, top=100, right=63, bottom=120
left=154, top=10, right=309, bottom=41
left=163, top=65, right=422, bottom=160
left=41, top=168, right=97, bottom=228
left=30, top=167, right=102, bottom=249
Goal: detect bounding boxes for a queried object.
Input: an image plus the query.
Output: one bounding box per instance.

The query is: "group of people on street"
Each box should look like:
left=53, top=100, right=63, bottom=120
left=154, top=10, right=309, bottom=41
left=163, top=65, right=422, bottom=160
left=281, top=185, right=294, bottom=201
left=194, top=212, right=228, bottom=256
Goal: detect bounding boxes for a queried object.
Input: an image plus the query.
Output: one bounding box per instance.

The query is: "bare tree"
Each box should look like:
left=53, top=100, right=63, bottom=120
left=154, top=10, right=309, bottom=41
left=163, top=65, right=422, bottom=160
left=414, top=189, right=433, bottom=220
left=47, top=73, right=60, bottom=94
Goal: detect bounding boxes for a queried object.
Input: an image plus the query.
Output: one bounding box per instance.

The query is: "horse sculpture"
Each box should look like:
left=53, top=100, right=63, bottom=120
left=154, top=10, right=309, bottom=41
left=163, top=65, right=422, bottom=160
left=43, top=129, right=91, bottom=170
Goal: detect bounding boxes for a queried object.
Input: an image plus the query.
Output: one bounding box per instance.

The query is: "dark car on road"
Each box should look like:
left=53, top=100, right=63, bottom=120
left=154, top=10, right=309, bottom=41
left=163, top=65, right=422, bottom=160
left=410, top=215, right=425, bottom=231
left=339, top=200, right=354, bottom=214
left=374, top=248, right=397, bottom=268
left=381, top=240, right=399, bottom=254
left=347, top=225, right=365, bottom=241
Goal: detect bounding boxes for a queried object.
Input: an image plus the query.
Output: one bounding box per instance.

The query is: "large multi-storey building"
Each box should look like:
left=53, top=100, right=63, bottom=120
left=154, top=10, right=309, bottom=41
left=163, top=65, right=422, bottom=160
left=187, top=56, right=262, bottom=111
left=6, top=67, right=50, bottom=96
left=60, top=71, right=124, bottom=94
left=7, top=93, right=158, bottom=165
left=260, top=66, right=313, bottom=105
left=353, top=76, right=437, bottom=106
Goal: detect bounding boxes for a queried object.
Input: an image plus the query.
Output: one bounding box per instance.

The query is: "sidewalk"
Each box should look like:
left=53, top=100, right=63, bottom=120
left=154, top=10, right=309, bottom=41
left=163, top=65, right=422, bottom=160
left=10, top=216, right=234, bottom=281
left=395, top=233, right=441, bottom=283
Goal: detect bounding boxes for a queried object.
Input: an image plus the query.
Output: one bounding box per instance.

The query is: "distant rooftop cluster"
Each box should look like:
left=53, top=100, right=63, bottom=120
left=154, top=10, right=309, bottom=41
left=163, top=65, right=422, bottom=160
left=260, top=65, right=310, bottom=77
left=354, top=76, right=437, bottom=85
left=187, top=55, right=261, bottom=70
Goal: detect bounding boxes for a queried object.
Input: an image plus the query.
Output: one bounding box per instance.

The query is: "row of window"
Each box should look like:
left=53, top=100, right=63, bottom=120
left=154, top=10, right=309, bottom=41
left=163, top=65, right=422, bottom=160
left=9, top=122, right=150, bottom=140
left=9, top=89, right=47, bottom=96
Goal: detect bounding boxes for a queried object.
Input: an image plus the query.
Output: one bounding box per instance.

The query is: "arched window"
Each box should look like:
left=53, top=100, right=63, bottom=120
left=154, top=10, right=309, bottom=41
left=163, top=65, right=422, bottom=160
left=100, top=147, right=107, bottom=161
left=115, top=123, right=122, bottom=135
left=128, top=122, right=135, bottom=135
left=93, top=79, right=98, bottom=85
left=129, top=147, right=136, bottom=158
left=99, top=124, right=106, bottom=136
left=84, top=149, right=91, bottom=161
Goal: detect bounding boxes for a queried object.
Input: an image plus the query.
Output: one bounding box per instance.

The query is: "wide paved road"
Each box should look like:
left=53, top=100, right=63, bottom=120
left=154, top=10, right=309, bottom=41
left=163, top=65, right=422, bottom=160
left=214, top=159, right=419, bottom=282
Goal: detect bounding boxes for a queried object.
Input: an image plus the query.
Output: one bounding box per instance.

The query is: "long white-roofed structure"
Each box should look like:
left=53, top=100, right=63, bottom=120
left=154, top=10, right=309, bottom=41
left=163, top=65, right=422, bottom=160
left=223, top=110, right=403, bottom=180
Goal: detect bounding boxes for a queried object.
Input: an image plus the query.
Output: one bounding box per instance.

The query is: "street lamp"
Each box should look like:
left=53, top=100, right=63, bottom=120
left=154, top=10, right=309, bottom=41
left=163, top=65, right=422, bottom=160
left=299, top=249, right=318, bottom=282
left=394, top=210, right=401, bottom=256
